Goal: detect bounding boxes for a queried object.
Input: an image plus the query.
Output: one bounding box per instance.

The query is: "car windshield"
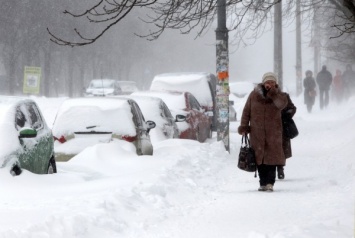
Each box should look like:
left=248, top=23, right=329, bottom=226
left=0, top=98, right=40, bottom=161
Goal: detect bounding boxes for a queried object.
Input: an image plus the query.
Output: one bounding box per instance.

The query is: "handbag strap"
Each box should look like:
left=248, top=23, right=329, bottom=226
left=241, top=134, right=251, bottom=147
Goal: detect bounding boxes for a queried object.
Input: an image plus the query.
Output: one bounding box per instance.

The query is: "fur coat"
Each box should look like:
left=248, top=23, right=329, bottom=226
left=238, top=83, right=288, bottom=165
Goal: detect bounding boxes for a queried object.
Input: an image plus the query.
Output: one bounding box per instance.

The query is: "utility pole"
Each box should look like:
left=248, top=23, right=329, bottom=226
left=296, top=0, right=302, bottom=96
left=313, top=7, right=321, bottom=76
left=215, top=0, right=230, bottom=152
left=274, top=0, right=283, bottom=90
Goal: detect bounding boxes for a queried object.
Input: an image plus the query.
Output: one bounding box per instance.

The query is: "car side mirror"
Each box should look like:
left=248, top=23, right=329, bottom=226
left=175, top=115, right=186, bottom=122
left=18, top=128, right=37, bottom=138
left=146, top=120, right=156, bottom=133
left=229, top=100, right=234, bottom=106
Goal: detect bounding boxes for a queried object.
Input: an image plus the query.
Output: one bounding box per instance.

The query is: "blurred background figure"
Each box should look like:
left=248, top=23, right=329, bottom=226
left=342, top=64, right=355, bottom=100
left=303, top=70, right=316, bottom=113
left=316, top=65, right=333, bottom=110
left=332, top=69, right=344, bottom=104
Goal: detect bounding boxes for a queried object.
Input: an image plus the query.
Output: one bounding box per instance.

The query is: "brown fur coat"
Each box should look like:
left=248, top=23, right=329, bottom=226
left=238, top=83, right=288, bottom=165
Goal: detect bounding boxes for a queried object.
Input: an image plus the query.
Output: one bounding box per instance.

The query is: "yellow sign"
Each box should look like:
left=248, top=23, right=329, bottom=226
left=23, top=66, right=41, bottom=94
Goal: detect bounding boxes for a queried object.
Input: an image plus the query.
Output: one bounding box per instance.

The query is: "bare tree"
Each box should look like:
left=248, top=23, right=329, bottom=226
left=47, top=0, right=288, bottom=47
left=328, top=0, right=355, bottom=37
left=305, top=0, right=355, bottom=63
left=47, top=0, right=355, bottom=48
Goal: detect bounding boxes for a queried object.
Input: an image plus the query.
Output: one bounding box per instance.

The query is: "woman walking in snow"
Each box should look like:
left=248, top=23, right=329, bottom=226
left=238, top=72, right=287, bottom=192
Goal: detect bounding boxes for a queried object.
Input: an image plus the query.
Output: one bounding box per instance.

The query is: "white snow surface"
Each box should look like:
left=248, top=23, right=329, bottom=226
left=0, top=94, right=353, bottom=238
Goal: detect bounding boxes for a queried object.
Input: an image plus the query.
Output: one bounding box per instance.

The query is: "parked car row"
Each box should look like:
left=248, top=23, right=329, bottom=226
left=131, top=90, right=212, bottom=142
left=0, top=72, right=246, bottom=176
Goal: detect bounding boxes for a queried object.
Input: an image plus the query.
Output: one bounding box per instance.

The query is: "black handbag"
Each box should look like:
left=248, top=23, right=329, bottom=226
left=238, top=135, right=257, bottom=173
left=282, top=116, right=299, bottom=139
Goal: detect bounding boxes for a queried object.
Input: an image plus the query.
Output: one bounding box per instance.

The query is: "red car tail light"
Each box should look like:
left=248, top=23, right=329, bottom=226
left=122, top=135, right=137, bottom=142
left=54, top=135, right=66, bottom=143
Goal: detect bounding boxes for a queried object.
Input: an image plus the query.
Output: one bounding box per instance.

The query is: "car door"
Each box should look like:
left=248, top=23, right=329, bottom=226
left=129, top=100, right=153, bottom=155
left=16, top=103, right=42, bottom=173
left=160, top=101, right=179, bottom=138
left=186, top=93, right=210, bottom=142
left=17, top=102, right=53, bottom=174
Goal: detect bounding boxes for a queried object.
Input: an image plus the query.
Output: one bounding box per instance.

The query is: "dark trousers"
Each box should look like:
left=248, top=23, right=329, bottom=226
left=319, top=89, right=329, bottom=109
left=258, top=164, right=276, bottom=186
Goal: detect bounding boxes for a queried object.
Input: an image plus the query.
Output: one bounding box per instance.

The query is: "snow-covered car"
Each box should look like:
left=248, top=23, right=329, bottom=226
left=0, top=97, right=56, bottom=175
left=228, top=82, right=256, bottom=121
left=229, top=101, right=237, bottom=121
left=229, top=81, right=255, bottom=98
left=52, top=97, right=156, bottom=161
left=116, top=81, right=139, bottom=95
left=132, top=90, right=211, bottom=143
left=123, top=95, right=180, bottom=143
left=150, top=72, right=217, bottom=130
left=85, top=79, right=122, bottom=96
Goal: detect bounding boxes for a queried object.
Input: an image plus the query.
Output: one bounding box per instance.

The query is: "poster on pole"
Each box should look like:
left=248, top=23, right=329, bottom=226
left=23, top=66, right=41, bottom=94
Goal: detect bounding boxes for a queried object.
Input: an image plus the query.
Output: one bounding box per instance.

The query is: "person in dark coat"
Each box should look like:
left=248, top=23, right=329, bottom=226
left=277, top=93, right=297, bottom=179
left=238, top=72, right=287, bottom=192
left=303, top=70, right=316, bottom=113
left=316, top=65, right=332, bottom=109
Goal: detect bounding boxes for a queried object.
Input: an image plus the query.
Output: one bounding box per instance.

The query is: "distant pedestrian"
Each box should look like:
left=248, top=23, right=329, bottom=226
left=316, top=65, right=332, bottom=109
left=238, top=72, right=287, bottom=192
left=303, top=70, right=317, bottom=113
left=277, top=93, right=297, bottom=180
left=342, top=64, right=355, bottom=99
left=332, top=69, right=344, bottom=104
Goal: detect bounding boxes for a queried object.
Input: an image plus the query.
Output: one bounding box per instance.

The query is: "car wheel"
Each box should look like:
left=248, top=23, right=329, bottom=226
left=195, top=128, right=200, bottom=142
left=11, top=164, right=22, bottom=176
left=208, top=126, right=212, bottom=139
left=47, top=157, right=57, bottom=174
